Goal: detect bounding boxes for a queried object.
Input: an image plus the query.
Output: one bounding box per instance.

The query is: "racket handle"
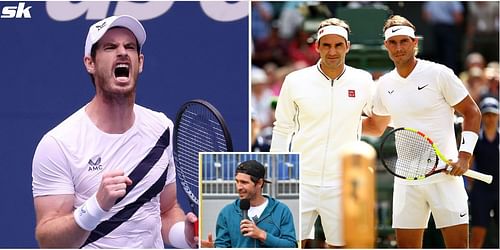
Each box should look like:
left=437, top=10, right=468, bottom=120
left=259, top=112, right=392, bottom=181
left=464, top=169, right=493, bottom=184
left=194, top=219, right=198, bottom=237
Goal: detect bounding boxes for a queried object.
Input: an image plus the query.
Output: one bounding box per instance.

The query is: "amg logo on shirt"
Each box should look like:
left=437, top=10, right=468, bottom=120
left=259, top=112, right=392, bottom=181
left=88, top=157, right=103, bottom=171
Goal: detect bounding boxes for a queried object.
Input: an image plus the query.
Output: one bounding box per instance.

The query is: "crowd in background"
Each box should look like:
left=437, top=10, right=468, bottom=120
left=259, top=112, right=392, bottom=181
left=251, top=1, right=499, bottom=152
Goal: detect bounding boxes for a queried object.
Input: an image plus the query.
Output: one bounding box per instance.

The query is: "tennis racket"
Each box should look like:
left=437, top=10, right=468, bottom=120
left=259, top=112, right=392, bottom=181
left=173, top=99, right=233, bottom=236
left=379, top=127, right=492, bottom=184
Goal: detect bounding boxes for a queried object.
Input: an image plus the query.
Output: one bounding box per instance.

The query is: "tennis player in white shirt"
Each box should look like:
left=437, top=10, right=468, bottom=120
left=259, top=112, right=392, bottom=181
left=271, top=17, right=375, bottom=247
left=362, top=15, right=481, bottom=248
left=32, top=15, right=197, bottom=248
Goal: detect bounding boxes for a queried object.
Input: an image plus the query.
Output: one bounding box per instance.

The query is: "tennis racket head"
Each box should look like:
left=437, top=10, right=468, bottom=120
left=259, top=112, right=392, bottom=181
left=379, top=127, right=444, bottom=180
left=173, top=99, right=233, bottom=211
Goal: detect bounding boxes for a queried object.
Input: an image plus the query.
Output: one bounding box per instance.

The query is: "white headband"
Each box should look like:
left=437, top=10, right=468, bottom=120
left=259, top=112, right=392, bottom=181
left=384, top=25, right=415, bottom=41
left=317, top=25, right=349, bottom=42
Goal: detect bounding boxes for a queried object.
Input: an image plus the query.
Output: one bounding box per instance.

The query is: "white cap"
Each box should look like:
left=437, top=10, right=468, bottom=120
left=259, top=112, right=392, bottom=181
left=84, top=15, right=146, bottom=56
left=480, top=97, right=499, bottom=114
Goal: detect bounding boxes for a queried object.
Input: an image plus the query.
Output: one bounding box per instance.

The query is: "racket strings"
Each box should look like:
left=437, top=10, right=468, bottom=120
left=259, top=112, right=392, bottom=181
left=174, top=102, right=232, bottom=205
left=180, top=109, right=228, bottom=151
left=385, top=130, right=437, bottom=179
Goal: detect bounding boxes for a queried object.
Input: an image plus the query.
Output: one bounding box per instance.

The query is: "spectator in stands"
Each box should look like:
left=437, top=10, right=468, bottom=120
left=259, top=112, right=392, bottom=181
left=201, top=160, right=297, bottom=248
left=465, top=66, right=489, bottom=104
left=271, top=17, right=375, bottom=248
left=422, top=1, right=464, bottom=73
left=466, top=2, right=500, bottom=63
left=251, top=66, right=275, bottom=128
left=469, top=97, right=499, bottom=248
left=252, top=24, right=290, bottom=67
left=276, top=1, right=306, bottom=40
left=459, top=52, right=486, bottom=84
left=251, top=105, right=273, bottom=152
left=287, top=28, right=320, bottom=67
left=252, top=1, right=274, bottom=44
left=484, top=62, right=499, bottom=99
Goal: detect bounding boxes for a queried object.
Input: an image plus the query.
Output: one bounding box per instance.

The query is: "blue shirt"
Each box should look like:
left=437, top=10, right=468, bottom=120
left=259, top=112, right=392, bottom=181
left=214, top=196, right=297, bottom=248
left=423, top=2, right=463, bottom=25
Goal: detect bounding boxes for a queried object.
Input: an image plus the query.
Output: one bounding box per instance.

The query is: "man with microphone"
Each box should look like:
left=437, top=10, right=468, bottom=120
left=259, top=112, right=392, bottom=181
left=201, top=160, right=297, bottom=248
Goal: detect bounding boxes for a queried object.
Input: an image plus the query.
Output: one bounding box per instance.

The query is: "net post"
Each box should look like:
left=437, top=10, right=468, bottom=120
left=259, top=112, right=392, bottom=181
left=341, top=141, right=377, bottom=248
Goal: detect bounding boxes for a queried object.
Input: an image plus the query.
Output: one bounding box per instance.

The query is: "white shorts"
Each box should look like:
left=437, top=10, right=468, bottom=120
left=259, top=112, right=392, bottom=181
left=392, top=177, right=469, bottom=229
left=301, top=183, right=343, bottom=246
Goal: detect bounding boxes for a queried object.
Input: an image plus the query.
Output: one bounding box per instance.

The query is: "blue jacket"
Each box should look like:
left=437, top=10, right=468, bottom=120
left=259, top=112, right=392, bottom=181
left=214, top=196, right=297, bottom=248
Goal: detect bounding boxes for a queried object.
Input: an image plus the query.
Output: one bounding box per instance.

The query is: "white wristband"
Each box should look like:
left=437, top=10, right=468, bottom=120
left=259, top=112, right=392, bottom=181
left=168, top=221, right=191, bottom=249
left=73, top=195, right=107, bottom=231
left=459, top=131, right=479, bottom=154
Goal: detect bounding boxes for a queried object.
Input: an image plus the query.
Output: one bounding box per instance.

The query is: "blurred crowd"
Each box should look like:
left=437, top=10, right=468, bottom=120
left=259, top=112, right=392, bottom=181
left=251, top=1, right=499, bottom=152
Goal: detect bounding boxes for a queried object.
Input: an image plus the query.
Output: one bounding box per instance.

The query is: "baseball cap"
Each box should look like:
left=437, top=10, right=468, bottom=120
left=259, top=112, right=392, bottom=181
left=480, top=97, right=499, bottom=114
left=84, top=15, right=146, bottom=56
left=236, top=160, right=271, bottom=183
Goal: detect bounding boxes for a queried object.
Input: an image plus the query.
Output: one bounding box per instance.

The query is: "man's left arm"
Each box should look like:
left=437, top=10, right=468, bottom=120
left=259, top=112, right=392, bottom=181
left=160, top=182, right=198, bottom=248
left=262, top=204, right=297, bottom=248
left=450, top=95, right=482, bottom=176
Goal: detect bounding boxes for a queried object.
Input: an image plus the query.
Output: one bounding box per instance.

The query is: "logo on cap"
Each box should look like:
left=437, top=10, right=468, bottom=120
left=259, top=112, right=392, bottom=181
left=95, top=21, right=107, bottom=31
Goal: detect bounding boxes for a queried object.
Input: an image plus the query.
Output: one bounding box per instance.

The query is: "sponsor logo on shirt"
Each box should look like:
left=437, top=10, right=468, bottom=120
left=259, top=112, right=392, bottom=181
left=88, top=156, right=103, bottom=171
left=348, top=89, right=356, bottom=97
left=417, top=84, right=429, bottom=90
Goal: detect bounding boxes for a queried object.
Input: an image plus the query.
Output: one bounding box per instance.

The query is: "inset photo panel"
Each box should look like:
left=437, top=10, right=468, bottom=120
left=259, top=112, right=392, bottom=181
left=200, top=152, right=300, bottom=248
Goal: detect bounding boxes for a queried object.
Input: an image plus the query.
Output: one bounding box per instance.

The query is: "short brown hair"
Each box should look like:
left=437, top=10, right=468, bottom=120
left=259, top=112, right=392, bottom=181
left=382, top=15, right=416, bottom=34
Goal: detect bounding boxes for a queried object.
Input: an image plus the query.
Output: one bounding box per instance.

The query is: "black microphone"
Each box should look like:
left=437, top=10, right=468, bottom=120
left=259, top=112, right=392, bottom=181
left=239, top=198, right=250, bottom=220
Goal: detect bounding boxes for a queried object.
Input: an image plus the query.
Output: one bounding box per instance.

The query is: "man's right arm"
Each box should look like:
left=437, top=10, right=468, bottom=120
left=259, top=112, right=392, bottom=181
left=34, top=170, right=131, bottom=248
left=32, top=135, right=131, bottom=248
left=34, top=194, right=89, bottom=248
left=214, top=209, right=232, bottom=248
left=362, top=114, right=391, bottom=137
left=270, top=77, right=294, bottom=152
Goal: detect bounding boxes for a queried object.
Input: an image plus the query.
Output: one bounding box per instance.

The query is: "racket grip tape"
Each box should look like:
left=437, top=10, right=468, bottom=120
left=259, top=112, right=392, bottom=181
left=194, top=219, right=199, bottom=237
left=464, top=169, right=493, bottom=184
left=444, top=164, right=493, bottom=184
